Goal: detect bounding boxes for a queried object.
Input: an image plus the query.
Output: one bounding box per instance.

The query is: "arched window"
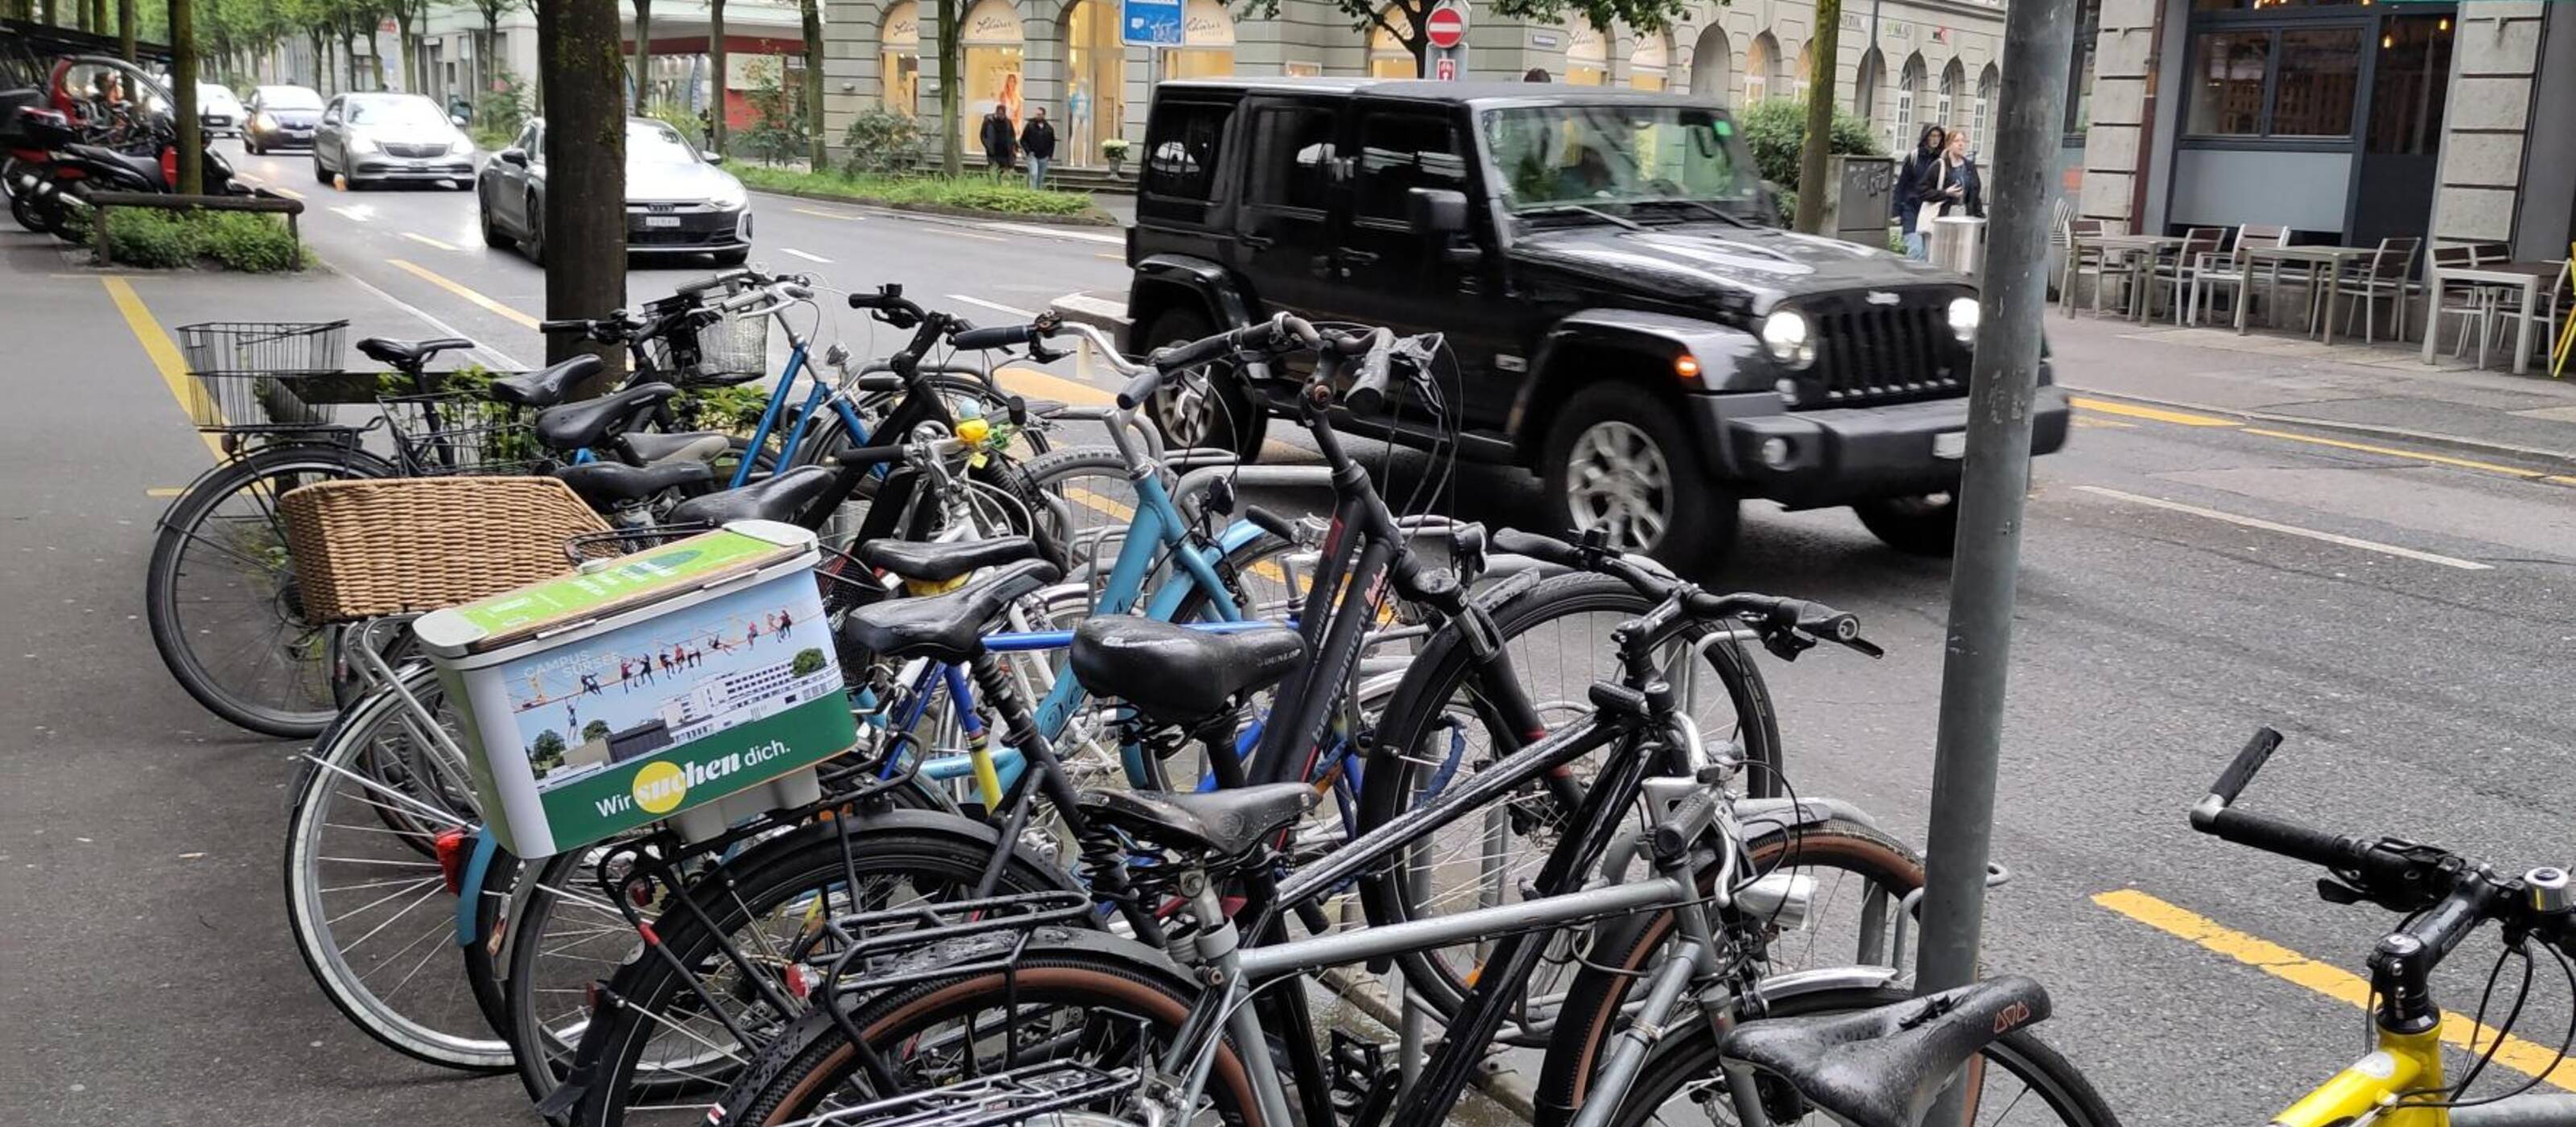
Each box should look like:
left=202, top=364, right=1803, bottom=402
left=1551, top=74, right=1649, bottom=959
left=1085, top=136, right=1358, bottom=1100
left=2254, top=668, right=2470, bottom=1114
left=1792, top=40, right=1812, bottom=101
left=1368, top=6, right=1415, bottom=78
left=1687, top=24, right=1732, bottom=101
left=1895, top=52, right=1926, bottom=148
left=878, top=0, right=919, bottom=112
left=1938, top=58, right=1963, bottom=134
left=1852, top=47, right=1883, bottom=122
left=1162, top=0, right=1234, bottom=79
left=1564, top=21, right=1607, bottom=85
left=1975, top=63, right=1997, bottom=149
left=1744, top=32, right=1778, bottom=105
left=1062, top=0, right=1123, bottom=159
left=1629, top=31, right=1669, bottom=90
left=960, top=0, right=1024, bottom=134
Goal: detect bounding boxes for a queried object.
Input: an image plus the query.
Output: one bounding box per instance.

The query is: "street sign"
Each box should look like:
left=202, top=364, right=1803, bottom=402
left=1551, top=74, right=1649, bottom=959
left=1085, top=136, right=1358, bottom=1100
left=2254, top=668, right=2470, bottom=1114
left=1424, top=3, right=1467, bottom=49
left=1121, top=0, right=1184, bottom=47
left=1434, top=56, right=1457, bottom=80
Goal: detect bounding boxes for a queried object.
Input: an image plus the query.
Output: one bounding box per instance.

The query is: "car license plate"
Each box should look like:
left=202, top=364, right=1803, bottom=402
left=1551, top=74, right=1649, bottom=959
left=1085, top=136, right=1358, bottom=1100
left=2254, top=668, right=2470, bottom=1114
left=645, top=216, right=680, bottom=228
left=1934, top=431, right=1967, bottom=460
left=411, top=160, right=431, bottom=170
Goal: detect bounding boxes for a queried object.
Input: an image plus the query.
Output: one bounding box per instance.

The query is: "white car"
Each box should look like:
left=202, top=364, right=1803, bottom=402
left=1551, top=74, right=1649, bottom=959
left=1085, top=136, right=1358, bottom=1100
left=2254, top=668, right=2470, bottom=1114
left=196, top=83, right=246, bottom=138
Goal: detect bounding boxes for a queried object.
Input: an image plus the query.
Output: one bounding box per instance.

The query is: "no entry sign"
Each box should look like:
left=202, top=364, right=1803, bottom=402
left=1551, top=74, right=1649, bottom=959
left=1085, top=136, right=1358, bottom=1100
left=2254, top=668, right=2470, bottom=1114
left=1425, top=4, right=1467, bottom=50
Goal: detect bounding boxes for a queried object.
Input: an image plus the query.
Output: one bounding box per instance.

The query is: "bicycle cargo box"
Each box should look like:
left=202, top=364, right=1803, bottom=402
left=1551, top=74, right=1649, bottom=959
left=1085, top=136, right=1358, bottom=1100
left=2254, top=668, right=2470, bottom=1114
left=415, top=521, right=857, bottom=858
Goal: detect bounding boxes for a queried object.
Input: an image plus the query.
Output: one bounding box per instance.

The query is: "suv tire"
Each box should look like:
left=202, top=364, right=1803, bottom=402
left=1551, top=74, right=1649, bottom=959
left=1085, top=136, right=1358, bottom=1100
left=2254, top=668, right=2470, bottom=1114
left=1542, top=381, right=1735, bottom=568
left=1137, top=308, right=1266, bottom=463
left=1852, top=493, right=1960, bottom=555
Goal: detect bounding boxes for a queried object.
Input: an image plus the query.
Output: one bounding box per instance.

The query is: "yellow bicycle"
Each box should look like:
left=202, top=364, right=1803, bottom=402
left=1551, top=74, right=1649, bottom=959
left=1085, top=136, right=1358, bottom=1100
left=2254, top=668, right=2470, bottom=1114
left=2194, top=728, right=2576, bottom=1127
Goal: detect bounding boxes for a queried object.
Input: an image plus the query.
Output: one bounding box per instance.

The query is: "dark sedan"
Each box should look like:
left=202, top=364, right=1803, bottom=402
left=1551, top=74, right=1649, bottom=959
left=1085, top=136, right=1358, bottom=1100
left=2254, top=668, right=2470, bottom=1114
left=244, top=84, right=322, bottom=154
left=477, top=116, right=751, bottom=265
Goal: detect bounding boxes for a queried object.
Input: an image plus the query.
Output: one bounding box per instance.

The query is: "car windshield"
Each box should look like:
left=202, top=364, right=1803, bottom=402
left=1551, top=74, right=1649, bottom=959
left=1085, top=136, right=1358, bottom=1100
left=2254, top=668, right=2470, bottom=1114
left=200, top=85, right=238, bottom=106
left=627, top=122, right=700, bottom=163
left=1480, top=104, right=1759, bottom=220
left=260, top=87, right=323, bottom=109
left=346, top=97, right=449, bottom=130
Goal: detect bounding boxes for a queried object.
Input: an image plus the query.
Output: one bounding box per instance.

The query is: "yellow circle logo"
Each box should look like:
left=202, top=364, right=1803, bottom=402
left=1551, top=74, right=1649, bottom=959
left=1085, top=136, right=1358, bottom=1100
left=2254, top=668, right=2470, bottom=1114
left=632, top=761, right=688, bottom=815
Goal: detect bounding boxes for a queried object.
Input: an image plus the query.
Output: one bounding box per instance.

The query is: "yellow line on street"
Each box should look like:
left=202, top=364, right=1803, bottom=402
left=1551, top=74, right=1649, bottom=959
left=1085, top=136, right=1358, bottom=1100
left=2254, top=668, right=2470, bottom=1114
left=2068, top=396, right=2243, bottom=427
left=265, top=185, right=304, bottom=200
left=1095, top=252, right=1123, bottom=260
left=2070, top=416, right=2137, bottom=430
left=146, top=486, right=185, bottom=497
left=2239, top=427, right=2548, bottom=480
left=102, top=277, right=225, bottom=459
left=401, top=232, right=458, bottom=251
left=2549, top=476, right=2576, bottom=487
left=996, top=364, right=1112, bottom=407
left=386, top=258, right=539, bottom=329
left=932, top=227, right=1009, bottom=242
left=791, top=207, right=861, bottom=221
left=2096, top=889, right=2576, bottom=1090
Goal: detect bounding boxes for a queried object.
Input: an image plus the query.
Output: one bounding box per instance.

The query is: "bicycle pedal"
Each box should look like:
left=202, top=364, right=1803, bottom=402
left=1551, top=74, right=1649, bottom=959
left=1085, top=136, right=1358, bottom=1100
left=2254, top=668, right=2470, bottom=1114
left=1328, top=1030, right=1396, bottom=1117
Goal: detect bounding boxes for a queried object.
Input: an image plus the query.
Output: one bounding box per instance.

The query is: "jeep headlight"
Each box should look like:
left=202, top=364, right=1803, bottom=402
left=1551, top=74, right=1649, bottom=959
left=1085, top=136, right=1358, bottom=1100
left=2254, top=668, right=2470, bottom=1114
left=1948, top=296, right=1981, bottom=345
left=1761, top=309, right=1814, bottom=370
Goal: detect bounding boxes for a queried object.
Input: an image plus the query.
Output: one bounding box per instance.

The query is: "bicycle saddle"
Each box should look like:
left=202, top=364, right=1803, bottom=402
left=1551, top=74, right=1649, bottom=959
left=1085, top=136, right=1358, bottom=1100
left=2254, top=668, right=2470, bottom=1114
left=858, top=536, right=1042, bottom=584
left=486, top=353, right=603, bottom=408
left=838, top=559, right=1062, bottom=663
left=1075, top=783, right=1317, bottom=863
left=357, top=336, right=477, bottom=371
left=554, top=460, right=713, bottom=510
left=535, top=382, right=677, bottom=452
left=619, top=430, right=731, bottom=464
left=663, top=464, right=836, bottom=527
left=1719, top=976, right=2052, bottom=1127
left=1068, top=617, right=1305, bottom=725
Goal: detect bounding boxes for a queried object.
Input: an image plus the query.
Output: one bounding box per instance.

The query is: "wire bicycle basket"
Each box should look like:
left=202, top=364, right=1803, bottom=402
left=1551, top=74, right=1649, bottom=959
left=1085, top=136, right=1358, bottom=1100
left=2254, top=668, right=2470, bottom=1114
left=378, top=390, right=543, bottom=476
left=685, top=308, right=772, bottom=386
left=175, top=320, right=374, bottom=434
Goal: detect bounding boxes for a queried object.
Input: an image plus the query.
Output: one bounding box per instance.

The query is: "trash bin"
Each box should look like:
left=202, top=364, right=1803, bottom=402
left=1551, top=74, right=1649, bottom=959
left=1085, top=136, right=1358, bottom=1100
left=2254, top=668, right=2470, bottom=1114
left=1930, top=216, right=1986, bottom=277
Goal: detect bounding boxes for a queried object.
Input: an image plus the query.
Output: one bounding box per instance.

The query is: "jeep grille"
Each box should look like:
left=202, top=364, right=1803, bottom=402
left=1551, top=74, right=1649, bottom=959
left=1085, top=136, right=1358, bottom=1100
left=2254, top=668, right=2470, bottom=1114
left=1798, top=297, right=1966, bottom=408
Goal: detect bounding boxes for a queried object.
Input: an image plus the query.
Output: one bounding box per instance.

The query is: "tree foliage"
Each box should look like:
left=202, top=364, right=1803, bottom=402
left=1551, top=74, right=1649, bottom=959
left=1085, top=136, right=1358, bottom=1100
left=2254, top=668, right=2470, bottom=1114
left=1240, top=0, right=1694, bottom=75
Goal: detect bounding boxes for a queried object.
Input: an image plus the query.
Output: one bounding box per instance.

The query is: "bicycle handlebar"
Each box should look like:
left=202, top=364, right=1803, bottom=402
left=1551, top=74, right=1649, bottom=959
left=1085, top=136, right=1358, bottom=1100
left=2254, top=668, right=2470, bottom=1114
left=1488, top=528, right=1877, bottom=656
left=948, top=311, right=1060, bottom=352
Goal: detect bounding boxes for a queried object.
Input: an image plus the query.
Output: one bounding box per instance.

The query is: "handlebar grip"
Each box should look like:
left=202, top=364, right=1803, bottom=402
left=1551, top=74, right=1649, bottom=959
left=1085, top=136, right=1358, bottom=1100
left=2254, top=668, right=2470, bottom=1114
left=1785, top=601, right=1861, bottom=643
left=1242, top=505, right=1299, bottom=545
left=1650, top=789, right=1719, bottom=865
left=537, top=320, right=589, bottom=333
left=847, top=292, right=884, bottom=309
left=675, top=270, right=745, bottom=297
left=1115, top=367, right=1163, bottom=411
left=1344, top=329, right=1397, bottom=416
left=720, top=287, right=772, bottom=313
left=1490, top=529, right=1583, bottom=568
left=2209, top=727, right=2285, bottom=808
left=950, top=323, right=1038, bottom=351
left=2198, top=807, right=2373, bottom=873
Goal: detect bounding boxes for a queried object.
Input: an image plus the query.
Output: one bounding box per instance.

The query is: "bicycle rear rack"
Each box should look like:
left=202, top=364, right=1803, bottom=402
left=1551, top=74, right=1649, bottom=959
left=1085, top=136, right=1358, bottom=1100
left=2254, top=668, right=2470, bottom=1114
left=778, top=1058, right=1140, bottom=1127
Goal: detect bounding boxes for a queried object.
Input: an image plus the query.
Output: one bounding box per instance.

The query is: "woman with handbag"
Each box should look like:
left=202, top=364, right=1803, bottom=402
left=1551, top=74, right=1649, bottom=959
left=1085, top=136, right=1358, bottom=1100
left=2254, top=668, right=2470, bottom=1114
left=1893, top=124, right=1949, bottom=259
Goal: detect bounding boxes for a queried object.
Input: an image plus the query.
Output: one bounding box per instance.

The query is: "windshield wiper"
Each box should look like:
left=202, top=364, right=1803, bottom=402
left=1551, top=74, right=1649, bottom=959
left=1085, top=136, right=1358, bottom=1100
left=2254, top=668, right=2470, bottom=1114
left=1633, top=196, right=1757, bottom=229
left=1515, top=203, right=1645, bottom=231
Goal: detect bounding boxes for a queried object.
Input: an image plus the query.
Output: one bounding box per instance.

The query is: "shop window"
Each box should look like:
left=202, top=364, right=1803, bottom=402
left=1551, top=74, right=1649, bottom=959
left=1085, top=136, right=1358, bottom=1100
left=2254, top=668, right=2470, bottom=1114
left=2270, top=27, right=2361, bottom=136
left=1353, top=113, right=1465, bottom=222
left=2365, top=14, right=2451, bottom=155
left=2065, top=0, right=2100, bottom=135
left=1245, top=105, right=1337, bottom=213
left=2185, top=25, right=2362, bottom=138
left=2186, top=30, right=2270, bottom=134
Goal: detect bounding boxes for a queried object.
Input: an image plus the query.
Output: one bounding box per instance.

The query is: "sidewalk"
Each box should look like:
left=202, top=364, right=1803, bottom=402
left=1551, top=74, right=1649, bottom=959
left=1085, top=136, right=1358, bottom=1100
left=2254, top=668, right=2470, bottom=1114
left=2048, top=311, right=2576, bottom=471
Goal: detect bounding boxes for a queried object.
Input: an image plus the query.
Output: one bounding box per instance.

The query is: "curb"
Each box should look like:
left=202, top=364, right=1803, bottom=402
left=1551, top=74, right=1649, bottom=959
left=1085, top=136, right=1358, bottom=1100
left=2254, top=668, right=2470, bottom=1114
left=745, top=184, right=1118, bottom=228
left=2062, top=382, right=2576, bottom=476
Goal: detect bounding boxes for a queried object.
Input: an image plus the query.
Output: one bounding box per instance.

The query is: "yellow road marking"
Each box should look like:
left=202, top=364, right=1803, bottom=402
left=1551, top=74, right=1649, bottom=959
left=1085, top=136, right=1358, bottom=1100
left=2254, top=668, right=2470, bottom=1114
left=102, top=277, right=225, bottom=459
left=2097, top=889, right=2576, bottom=1091
left=1063, top=485, right=1134, bottom=521
left=147, top=486, right=185, bottom=497
left=933, top=227, right=1009, bottom=242
left=401, top=232, right=458, bottom=251
left=791, top=207, right=861, bottom=221
left=1096, top=252, right=1123, bottom=261
left=2239, top=427, right=2548, bottom=479
left=387, top=258, right=539, bottom=329
left=2070, top=416, right=2137, bottom=430
left=2068, top=396, right=2242, bottom=427
left=2550, top=476, right=2576, bottom=487
left=996, top=365, right=1112, bottom=407
left=266, top=185, right=305, bottom=200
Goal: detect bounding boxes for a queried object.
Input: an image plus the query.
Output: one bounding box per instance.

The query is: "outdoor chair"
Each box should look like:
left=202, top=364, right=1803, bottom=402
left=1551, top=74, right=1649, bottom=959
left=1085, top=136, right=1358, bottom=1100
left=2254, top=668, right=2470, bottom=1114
left=2187, top=224, right=2288, bottom=328
left=2489, top=257, right=2570, bottom=368
left=2150, top=227, right=2227, bottom=324
left=2425, top=243, right=2493, bottom=362
left=2060, top=217, right=2110, bottom=316
left=2334, top=236, right=2421, bottom=345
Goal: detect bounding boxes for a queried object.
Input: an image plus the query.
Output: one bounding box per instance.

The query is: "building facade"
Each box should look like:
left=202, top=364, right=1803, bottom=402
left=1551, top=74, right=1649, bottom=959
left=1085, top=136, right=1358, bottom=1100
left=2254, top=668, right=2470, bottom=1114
left=2063, top=0, right=2576, bottom=263
left=817, top=0, right=2011, bottom=167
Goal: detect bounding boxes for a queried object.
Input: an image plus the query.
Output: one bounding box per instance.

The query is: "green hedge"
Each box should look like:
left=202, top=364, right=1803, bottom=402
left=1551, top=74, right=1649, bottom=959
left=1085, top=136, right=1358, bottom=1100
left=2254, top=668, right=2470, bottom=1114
left=88, top=208, right=311, bottom=271
left=730, top=165, right=1105, bottom=221
left=1736, top=99, right=1884, bottom=197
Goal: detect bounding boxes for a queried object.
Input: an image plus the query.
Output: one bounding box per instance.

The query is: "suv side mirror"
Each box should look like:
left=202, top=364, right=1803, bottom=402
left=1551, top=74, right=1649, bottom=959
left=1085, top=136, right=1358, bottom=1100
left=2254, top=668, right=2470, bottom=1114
left=498, top=147, right=528, bottom=167
left=1410, top=187, right=1469, bottom=233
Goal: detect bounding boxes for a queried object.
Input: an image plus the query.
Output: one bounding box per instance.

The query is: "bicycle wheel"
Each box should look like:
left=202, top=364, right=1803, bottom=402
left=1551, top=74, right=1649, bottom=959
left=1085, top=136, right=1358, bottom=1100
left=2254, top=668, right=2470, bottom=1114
left=714, top=931, right=1263, bottom=1127
left=1357, top=569, right=1786, bottom=1018
left=147, top=443, right=393, bottom=737
left=1018, top=444, right=1134, bottom=582
left=551, top=814, right=1079, bottom=1127
left=1538, top=983, right=2118, bottom=1127
left=282, top=662, right=512, bottom=1071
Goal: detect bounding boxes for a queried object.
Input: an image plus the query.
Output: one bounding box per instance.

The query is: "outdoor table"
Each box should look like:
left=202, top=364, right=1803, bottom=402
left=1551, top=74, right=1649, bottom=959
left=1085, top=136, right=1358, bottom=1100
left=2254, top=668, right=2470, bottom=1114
left=2238, top=246, right=2376, bottom=345
left=2421, top=260, right=2567, bottom=376
left=2077, top=233, right=2184, bottom=323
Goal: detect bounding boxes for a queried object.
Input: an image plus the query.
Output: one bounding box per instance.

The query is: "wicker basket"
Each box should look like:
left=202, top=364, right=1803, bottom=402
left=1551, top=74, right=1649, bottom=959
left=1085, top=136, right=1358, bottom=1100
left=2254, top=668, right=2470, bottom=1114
left=279, top=477, right=612, bottom=623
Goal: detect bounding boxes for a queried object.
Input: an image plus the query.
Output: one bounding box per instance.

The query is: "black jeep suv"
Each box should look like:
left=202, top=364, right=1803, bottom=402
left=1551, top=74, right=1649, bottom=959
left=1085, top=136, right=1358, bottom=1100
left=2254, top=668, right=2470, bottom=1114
left=1122, top=78, right=2068, bottom=564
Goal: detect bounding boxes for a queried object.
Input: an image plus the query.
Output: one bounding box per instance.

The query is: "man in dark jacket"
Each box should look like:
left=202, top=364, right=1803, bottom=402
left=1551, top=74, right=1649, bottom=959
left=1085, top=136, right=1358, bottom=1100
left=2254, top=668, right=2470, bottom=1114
left=980, top=104, right=1017, bottom=176
left=1019, top=106, right=1057, bottom=189
left=1892, top=123, right=1948, bottom=259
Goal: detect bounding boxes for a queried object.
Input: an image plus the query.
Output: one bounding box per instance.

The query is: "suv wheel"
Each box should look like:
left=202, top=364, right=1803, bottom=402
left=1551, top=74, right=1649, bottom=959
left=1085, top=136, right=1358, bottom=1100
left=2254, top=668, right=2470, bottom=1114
left=1852, top=493, right=1959, bottom=555
left=1138, top=308, right=1266, bottom=463
left=1542, top=382, right=1736, bottom=568
left=478, top=190, right=510, bottom=248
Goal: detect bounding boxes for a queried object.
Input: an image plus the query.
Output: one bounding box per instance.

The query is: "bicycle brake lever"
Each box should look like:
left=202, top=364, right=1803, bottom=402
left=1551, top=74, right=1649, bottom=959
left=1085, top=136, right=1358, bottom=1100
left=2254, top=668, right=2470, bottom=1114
left=1760, top=630, right=1814, bottom=663
left=2316, top=877, right=2369, bottom=906
left=1027, top=340, right=1071, bottom=365
left=1835, top=634, right=1887, bottom=659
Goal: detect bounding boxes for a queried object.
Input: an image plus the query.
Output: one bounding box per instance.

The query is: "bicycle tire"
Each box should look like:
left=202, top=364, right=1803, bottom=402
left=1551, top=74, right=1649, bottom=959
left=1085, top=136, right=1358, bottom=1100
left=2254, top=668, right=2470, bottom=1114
left=551, top=813, right=1080, bottom=1126
left=1539, top=982, right=2120, bottom=1127
left=147, top=443, right=395, bottom=736
left=282, top=663, right=510, bottom=1071
left=714, top=930, right=1263, bottom=1127
left=1355, top=569, right=1784, bottom=1016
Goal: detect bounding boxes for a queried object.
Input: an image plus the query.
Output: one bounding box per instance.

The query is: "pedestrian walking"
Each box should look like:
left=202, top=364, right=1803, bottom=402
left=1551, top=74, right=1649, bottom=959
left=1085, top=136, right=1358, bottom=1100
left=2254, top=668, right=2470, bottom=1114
left=1019, top=106, right=1057, bottom=190
left=778, top=609, right=795, bottom=638
left=1940, top=129, right=1984, bottom=219
left=618, top=658, right=632, bottom=691
left=1893, top=124, right=1949, bottom=260
left=637, top=654, right=655, bottom=685
left=980, top=102, right=1018, bottom=177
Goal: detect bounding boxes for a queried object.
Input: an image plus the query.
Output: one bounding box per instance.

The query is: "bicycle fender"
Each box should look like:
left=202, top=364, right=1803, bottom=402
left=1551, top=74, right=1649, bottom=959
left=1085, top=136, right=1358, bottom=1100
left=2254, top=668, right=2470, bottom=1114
left=453, top=825, right=501, bottom=946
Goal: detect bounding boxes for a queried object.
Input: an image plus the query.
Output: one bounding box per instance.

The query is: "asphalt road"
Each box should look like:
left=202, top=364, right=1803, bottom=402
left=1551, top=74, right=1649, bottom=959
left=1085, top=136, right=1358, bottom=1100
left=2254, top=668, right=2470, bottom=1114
left=6, top=147, right=2575, bottom=1125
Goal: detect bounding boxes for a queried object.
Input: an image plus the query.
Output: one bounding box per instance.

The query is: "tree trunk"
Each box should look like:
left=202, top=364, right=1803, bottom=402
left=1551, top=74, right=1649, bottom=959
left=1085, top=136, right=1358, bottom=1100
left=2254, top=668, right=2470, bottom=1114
left=707, top=0, right=725, bottom=154
left=118, top=0, right=135, bottom=60
left=536, top=0, right=627, bottom=373
left=798, top=0, right=823, bottom=169
left=481, top=14, right=498, bottom=97
left=75, top=0, right=88, bottom=32
left=1793, top=0, right=1839, bottom=233
left=41, top=0, right=55, bottom=28
left=395, top=4, right=418, bottom=93
left=935, top=0, right=957, bottom=175
left=171, top=0, right=200, bottom=194
left=631, top=0, right=651, bottom=111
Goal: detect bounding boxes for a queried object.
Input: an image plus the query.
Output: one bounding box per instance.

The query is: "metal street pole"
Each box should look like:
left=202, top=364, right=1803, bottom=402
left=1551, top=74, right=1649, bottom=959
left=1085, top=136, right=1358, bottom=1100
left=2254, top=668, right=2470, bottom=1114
left=1910, top=0, right=2078, bottom=1107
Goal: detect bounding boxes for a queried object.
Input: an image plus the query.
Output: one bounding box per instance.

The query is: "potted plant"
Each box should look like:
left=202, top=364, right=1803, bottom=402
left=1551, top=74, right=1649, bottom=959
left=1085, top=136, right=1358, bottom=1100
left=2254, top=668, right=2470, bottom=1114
left=1101, top=137, right=1129, bottom=178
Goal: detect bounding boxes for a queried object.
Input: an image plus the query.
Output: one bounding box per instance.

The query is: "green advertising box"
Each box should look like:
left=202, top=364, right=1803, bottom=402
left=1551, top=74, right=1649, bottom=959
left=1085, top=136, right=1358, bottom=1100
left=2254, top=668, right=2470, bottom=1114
left=414, top=521, right=857, bottom=858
